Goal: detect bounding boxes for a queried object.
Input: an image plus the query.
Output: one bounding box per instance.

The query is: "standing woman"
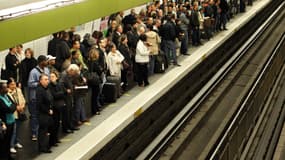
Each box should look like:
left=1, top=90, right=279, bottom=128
left=107, top=43, right=125, bottom=78
left=135, top=34, right=151, bottom=87
left=19, top=48, right=37, bottom=99
left=87, top=48, right=102, bottom=115
left=118, top=34, right=132, bottom=91
left=0, top=80, right=16, bottom=159
left=7, top=78, right=25, bottom=154
left=36, top=74, right=53, bottom=153
left=107, top=43, right=125, bottom=97
left=49, top=71, right=66, bottom=146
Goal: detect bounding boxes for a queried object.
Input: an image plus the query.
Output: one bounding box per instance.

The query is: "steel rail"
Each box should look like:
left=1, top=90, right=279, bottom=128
left=208, top=5, right=285, bottom=157
left=137, top=2, right=285, bottom=159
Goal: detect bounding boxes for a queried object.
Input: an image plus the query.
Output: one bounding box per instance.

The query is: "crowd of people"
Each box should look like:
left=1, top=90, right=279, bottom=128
left=0, top=0, right=252, bottom=159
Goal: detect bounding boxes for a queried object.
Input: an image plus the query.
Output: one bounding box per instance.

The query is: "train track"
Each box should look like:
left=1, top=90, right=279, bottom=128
left=91, top=1, right=284, bottom=159
left=240, top=35, right=285, bottom=160
left=137, top=2, right=285, bottom=160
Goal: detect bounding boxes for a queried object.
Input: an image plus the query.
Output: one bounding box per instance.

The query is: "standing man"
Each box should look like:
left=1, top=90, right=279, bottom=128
left=179, top=7, right=190, bottom=55
left=36, top=74, right=53, bottom=153
left=56, top=31, right=71, bottom=72
left=190, top=2, right=202, bottom=46
left=5, top=47, right=20, bottom=80
left=219, top=0, right=229, bottom=30
left=48, top=32, right=61, bottom=57
left=160, top=14, right=180, bottom=66
left=28, top=55, right=49, bottom=141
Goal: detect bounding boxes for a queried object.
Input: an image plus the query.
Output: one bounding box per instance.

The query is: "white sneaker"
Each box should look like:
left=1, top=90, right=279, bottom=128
left=10, top=147, right=17, bottom=153
left=15, top=143, right=23, bottom=149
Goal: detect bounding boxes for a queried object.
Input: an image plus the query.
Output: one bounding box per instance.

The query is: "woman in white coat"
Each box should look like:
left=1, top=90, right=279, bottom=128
left=135, top=34, right=151, bottom=87
left=107, top=43, right=125, bottom=79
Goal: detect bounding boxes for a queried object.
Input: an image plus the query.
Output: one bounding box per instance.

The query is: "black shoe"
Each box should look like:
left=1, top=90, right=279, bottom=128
left=52, top=143, right=59, bottom=147
left=182, top=53, right=190, bottom=56
left=63, top=129, right=73, bottom=133
left=71, top=127, right=80, bottom=131
left=174, top=63, right=181, bottom=67
left=40, top=149, right=52, bottom=153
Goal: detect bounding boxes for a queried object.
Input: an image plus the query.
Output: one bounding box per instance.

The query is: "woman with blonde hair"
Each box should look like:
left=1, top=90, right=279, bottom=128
left=87, top=48, right=102, bottom=115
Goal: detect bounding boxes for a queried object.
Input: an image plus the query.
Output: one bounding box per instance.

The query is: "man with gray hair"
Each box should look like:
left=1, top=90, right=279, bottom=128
left=60, top=64, right=80, bottom=133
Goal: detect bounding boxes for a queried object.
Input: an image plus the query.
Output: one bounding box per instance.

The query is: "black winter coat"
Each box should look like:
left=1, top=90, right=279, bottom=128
left=19, top=57, right=37, bottom=87
left=219, top=0, right=229, bottom=14
left=5, top=53, right=19, bottom=80
left=56, top=40, right=71, bottom=71
left=118, top=44, right=132, bottom=65
left=36, top=85, right=53, bottom=115
left=159, top=21, right=177, bottom=41
left=49, top=82, right=66, bottom=110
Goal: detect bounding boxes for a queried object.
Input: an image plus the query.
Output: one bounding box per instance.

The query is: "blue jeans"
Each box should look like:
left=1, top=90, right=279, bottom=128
left=28, top=99, right=38, bottom=137
left=97, top=73, right=106, bottom=106
left=74, top=97, right=87, bottom=122
left=10, top=120, right=21, bottom=147
left=161, top=40, right=177, bottom=64
left=148, top=55, right=155, bottom=75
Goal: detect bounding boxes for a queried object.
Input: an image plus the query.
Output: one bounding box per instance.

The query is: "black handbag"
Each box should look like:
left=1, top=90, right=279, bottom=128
left=84, top=62, right=100, bottom=86
left=85, top=72, right=100, bottom=86
left=1, top=69, right=7, bottom=80
left=122, top=60, right=130, bottom=69
left=18, top=112, right=27, bottom=121
left=54, top=99, right=66, bottom=110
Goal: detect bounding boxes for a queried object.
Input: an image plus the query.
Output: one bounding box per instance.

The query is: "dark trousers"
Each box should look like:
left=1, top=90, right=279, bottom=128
left=192, top=26, right=201, bottom=45
left=38, top=115, right=52, bottom=151
left=248, top=0, right=253, bottom=5
left=180, top=30, right=189, bottom=54
left=62, top=95, right=74, bottom=130
left=91, top=85, right=100, bottom=114
left=50, top=108, right=60, bottom=146
left=136, top=63, right=149, bottom=86
left=121, top=68, right=128, bottom=90
left=0, top=123, right=14, bottom=160
left=220, top=13, right=228, bottom=29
